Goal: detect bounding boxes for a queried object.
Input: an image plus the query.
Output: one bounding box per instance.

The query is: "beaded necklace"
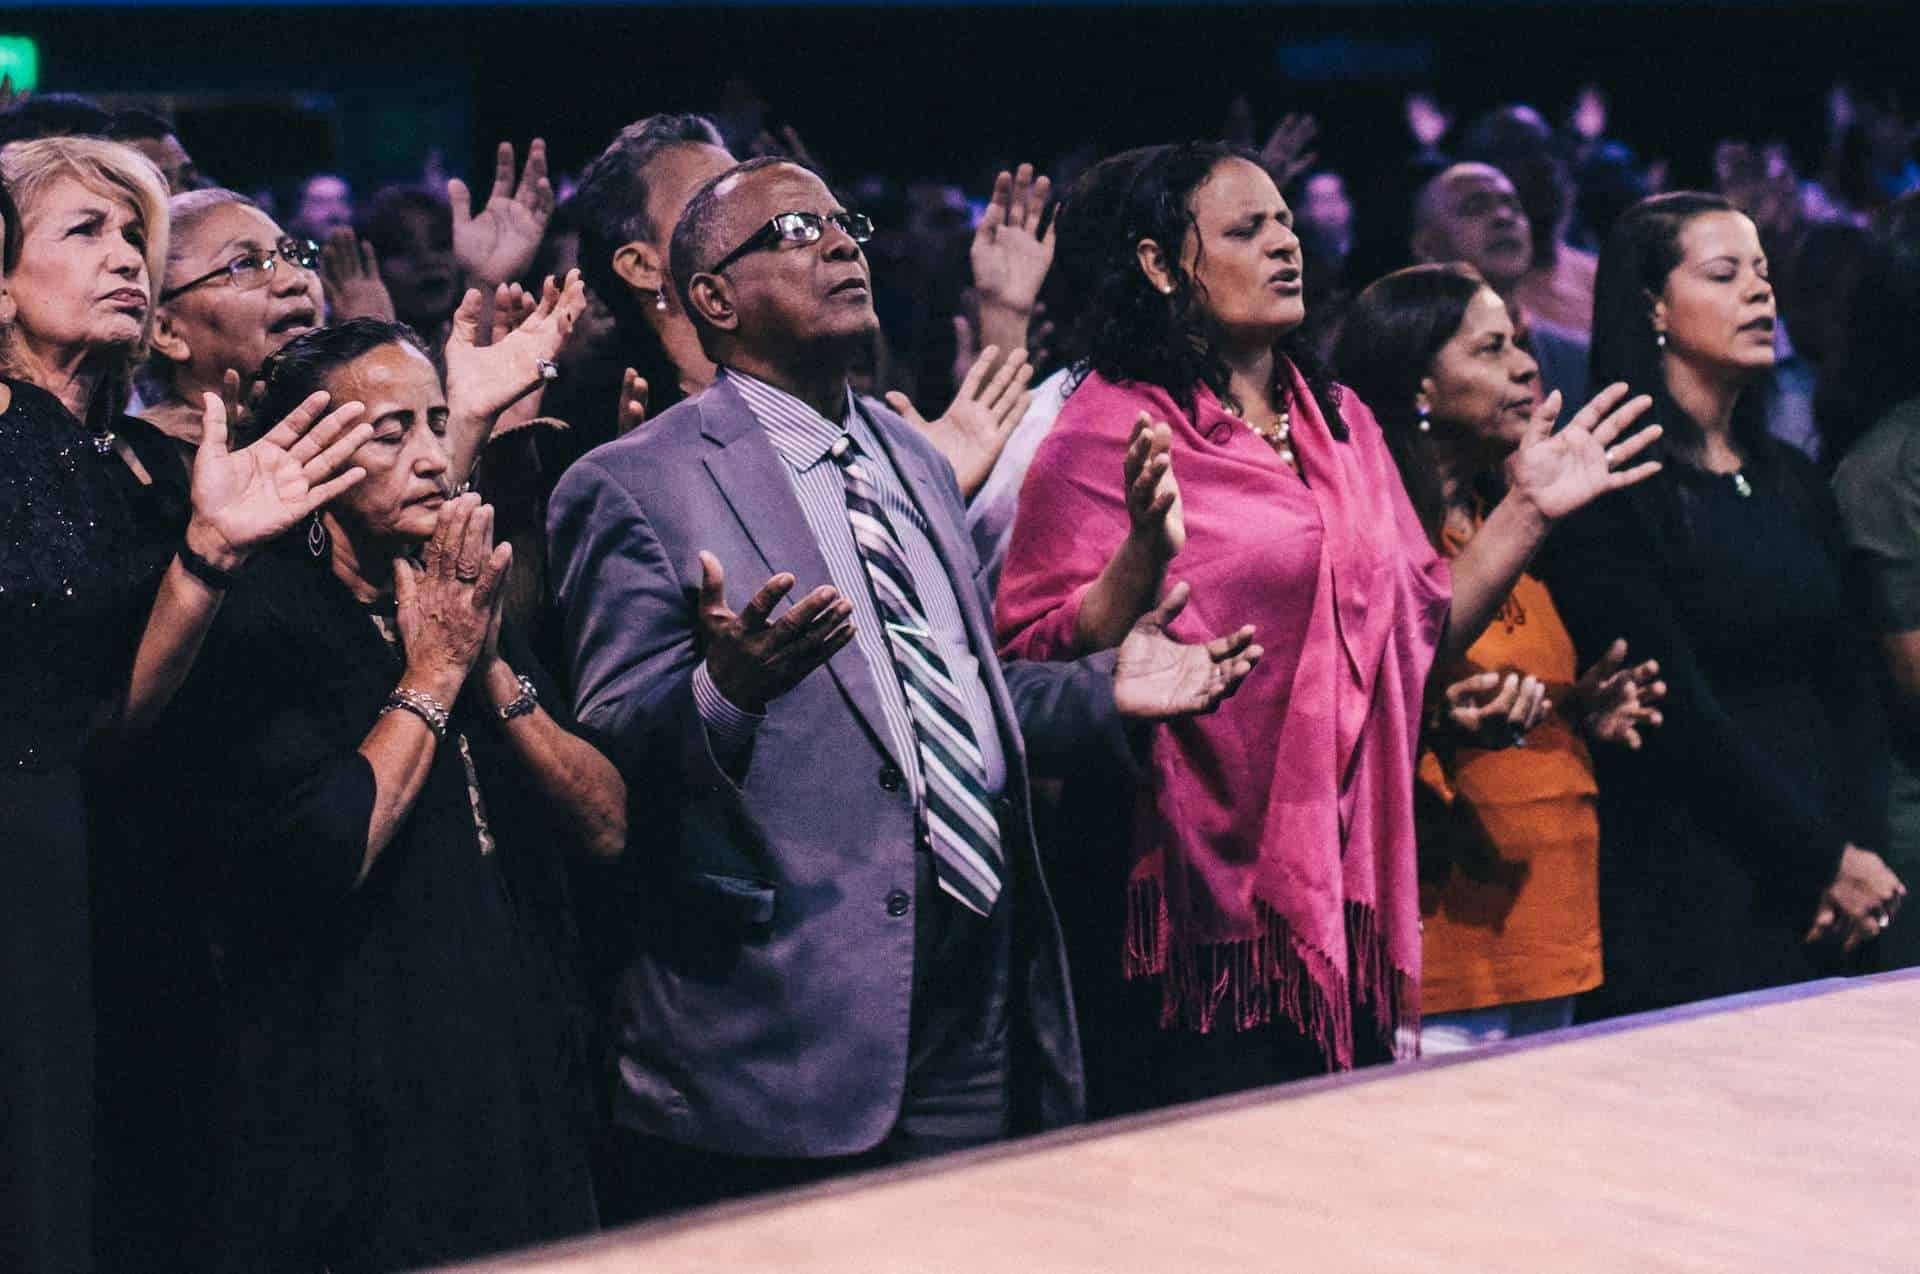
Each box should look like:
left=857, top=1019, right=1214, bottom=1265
left=1224, top=397, right=1295, bottom=467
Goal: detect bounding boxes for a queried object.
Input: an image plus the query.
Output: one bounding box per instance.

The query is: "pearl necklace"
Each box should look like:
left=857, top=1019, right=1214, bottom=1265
left=1226, top=399, right=1294, bottom=466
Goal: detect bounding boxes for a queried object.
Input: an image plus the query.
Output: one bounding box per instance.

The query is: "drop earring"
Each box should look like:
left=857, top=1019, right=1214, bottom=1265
left=1655, top=331, right=1667, bottom=349
left=1416, top=399, right=1432, bottom=433
left=655, top=289, right=671, bottom=312
left=306, top=512, right=330, bottom=559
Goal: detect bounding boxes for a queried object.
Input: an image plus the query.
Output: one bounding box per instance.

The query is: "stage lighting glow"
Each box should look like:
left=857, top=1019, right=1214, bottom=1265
left=0, top=36, right=38, bottom=93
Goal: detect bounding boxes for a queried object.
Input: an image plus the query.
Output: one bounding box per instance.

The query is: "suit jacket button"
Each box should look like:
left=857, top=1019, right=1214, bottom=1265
left=885, top=890, right=911, bottom=917
left=878, top=763, right=904, bottom=792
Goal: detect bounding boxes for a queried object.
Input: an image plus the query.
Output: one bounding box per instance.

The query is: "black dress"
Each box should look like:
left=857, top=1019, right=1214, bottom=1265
left=0, top=380, right=187, bottom=1274
left=1539, top=447, right=1887, bottom=1018
left=161, top=535, right=597, bottom=1274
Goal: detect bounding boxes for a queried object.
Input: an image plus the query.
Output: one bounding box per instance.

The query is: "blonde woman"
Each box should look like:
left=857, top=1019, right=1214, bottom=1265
left=0, top=137, right=368, bottom=1274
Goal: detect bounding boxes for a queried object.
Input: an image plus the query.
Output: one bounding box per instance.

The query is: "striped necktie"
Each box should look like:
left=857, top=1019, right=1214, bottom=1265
left=831, top=435, right=1003, bottom=916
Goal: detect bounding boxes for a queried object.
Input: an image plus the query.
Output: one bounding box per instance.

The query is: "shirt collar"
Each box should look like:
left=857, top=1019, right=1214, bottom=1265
left=725, top=367, right=860, bottom=472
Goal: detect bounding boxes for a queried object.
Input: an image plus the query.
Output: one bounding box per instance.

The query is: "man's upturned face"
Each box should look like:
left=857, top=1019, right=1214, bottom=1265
left=705, top=164, right=877, bottom=353
left=1417, top=164, right=1534, bottom=293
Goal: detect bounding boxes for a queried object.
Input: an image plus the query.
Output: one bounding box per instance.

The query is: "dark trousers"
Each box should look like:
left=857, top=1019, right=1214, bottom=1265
left=1150, top=1006, right=1396, bottom=1107
left=599, top=849, right=1012, bottom=1224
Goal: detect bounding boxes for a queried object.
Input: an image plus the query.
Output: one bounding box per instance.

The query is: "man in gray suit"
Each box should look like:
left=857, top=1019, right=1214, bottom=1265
left=547, top=157, right=1258, bottom=1218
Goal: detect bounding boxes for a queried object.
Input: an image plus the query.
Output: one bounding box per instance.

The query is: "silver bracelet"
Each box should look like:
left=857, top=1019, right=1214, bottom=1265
left=383, top=687, right=451, bottom=739
left=497, top=674, right=540, bottom=721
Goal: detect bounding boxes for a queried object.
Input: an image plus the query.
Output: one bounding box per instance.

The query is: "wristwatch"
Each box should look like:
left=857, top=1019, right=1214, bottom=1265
left=497, top=674, right=540, bottom=721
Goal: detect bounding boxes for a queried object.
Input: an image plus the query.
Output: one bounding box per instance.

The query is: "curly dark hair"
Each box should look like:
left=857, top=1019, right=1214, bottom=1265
left=1060, top=140, right=1343, bottom=436
left=255, top=318, right=431, bottom=442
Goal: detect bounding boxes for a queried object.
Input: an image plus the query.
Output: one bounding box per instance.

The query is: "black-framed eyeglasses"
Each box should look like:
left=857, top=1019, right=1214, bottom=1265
left=159, top=236, right=323, bottom=304
left=705, top=211, right=874, bottom=276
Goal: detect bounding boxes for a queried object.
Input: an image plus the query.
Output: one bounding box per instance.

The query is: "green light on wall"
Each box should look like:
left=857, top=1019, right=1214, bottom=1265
left=0, top=37, right=39, bottom=95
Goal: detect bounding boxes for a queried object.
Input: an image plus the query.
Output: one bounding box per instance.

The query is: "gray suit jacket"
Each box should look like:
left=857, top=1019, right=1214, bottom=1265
left=547, top=374, right=1122, bottom=1157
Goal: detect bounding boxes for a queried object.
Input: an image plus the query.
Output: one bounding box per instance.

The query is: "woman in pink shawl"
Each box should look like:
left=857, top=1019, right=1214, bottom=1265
left=997, top=143, right=1660, bottom=1100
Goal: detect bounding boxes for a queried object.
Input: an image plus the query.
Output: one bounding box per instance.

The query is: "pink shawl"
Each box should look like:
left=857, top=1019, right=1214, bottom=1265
left=996, top=366, right=1450, bottom=1068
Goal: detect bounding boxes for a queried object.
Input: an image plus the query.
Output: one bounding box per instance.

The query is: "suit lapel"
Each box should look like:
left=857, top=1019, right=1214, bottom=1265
left=698, top=377, right=904, bottom=770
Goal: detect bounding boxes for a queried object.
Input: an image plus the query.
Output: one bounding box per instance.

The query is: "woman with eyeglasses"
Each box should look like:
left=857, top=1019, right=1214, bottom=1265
left=141, top=189, right=323, bottom=461
left=0, top=138, right=370, bottom=1274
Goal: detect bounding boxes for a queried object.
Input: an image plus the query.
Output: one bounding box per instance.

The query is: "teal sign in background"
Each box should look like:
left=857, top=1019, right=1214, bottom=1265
left=0, top=35, right=37, bottom=91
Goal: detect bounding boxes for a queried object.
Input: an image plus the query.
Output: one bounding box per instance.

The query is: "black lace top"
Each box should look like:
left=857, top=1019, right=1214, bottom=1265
left=0, top=378, right=189, bottom=770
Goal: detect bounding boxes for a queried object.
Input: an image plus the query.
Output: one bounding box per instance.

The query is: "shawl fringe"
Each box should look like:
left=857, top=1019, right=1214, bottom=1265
left=1124, top=874, right=1420, bottom=1071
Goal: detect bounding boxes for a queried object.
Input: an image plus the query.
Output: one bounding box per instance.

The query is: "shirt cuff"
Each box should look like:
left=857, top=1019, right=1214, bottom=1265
left=692, top=661, right=765, bottom=763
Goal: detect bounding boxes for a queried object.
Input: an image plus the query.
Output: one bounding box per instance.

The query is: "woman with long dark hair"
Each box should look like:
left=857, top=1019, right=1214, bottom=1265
left=1830, top=190, right=1920, bottom=970
left=1336, top=262, right=1664, bottom=1049
left=996, top=141, right=1659, bottom=1099
left=1540, top=192, right=1905, bottom=1017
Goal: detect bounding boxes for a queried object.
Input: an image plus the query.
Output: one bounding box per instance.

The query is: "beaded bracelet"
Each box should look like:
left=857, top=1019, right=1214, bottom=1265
left=497, top=674, right=540, bottom=721
left=382, top=687, right=450, bottom=739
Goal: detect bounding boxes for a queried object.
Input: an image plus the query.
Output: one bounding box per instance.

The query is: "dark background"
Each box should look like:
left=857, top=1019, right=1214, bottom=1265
left=6, top=3, right=1918, bottom=200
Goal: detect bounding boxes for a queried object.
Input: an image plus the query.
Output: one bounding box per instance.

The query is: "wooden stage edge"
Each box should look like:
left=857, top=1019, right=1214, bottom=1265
left=451, top=970, right=1920, bottom=1272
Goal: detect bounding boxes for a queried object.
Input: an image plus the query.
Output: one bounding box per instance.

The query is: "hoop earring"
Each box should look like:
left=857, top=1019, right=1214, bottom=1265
left=1416, top=400, right=1432, bottom=433
left=306, top=512, right=330, bottom=559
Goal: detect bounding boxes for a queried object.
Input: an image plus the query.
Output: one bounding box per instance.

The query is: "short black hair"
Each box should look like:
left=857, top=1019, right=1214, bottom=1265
left=0, top=93, right=111, bottom=145
left=256, top=319, right=432, bottom=442
left=572, top=113, right=725, bottom=330
left=666, top=156, right=810, bottom=330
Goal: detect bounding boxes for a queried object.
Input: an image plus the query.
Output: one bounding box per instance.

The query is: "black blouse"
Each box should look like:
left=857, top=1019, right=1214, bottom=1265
left=162, top=535, right=597, bottom=1274
left=1539, top=446, right=1888, bottom=1014
left=0, top=378, right=187, bottom=769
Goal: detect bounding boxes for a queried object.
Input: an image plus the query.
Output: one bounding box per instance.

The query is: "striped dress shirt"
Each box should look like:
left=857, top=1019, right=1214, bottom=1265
left=691, top=369, right=1007, bottom=804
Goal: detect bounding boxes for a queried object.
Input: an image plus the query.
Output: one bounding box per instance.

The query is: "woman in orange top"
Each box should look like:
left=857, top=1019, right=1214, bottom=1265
left=1335, top=263, right=1665, bottom=1048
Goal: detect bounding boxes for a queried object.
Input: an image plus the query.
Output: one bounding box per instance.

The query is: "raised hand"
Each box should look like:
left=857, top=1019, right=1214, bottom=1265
left=449, top=138, right=555, bottom=287
left=216, top=367, right=266, bottom=441
left=1112, top=582, right=1261, bottom=720
left=1405, top=92, right=1452, bottom=150
left=1441, top=670, right=1550, bottom=749
left=320, top=227, right=396, bottom=322
left=1571, top=85, right=1609, bottom=142
left=1124, top=412, right=1184, bottom=564
left=394, top=494, right=513, bottom=702
left=186, top=390, right=372, bottom=568
left=1504, top=384, right=1662, bottom=523
left=445, top=270, right=587, bottom=423
left=1260, top=113, right=1321, bottom=188
left=970, top=164, right=1056, bottom=320
left=696, top=551, right=856, bottom=712
left=616, top=368, right=651, bottom=436
left=1806, top=845, right=1908, bottom=952
left=1573, top=638, right=1666, bottom=749
left=885, top=343, right=1032, bottom=498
